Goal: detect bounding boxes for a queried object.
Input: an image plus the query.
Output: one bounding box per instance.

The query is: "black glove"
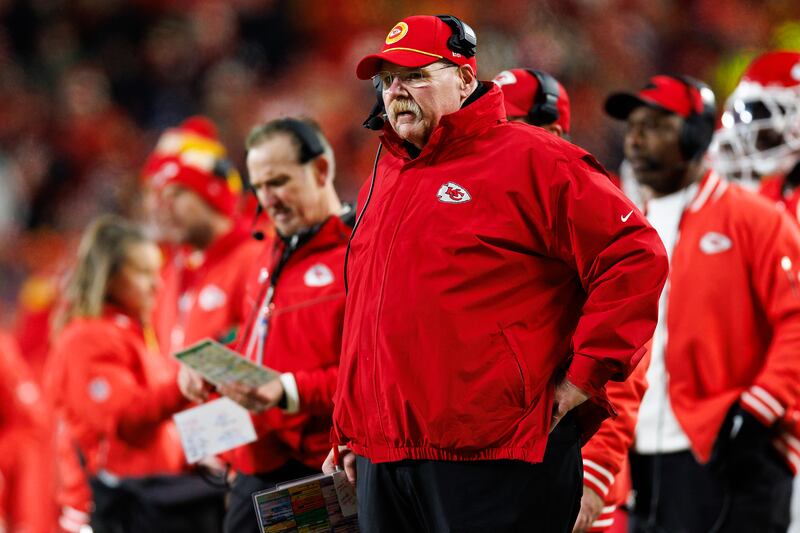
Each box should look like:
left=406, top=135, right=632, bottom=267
left=708, top=402, right=774, bottom=483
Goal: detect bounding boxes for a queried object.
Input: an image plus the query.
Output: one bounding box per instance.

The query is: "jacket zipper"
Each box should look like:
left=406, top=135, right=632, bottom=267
left=367, top=161, right=427, bottom=449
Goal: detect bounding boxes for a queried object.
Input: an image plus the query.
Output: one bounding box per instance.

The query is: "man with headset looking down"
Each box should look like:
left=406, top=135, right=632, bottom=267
left=606, top=75, right=800, bottom=532
left=323, top=14, right=669, bottom=532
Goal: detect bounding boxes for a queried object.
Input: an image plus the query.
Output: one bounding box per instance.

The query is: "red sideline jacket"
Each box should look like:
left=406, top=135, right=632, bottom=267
left=230, top=215, right=350, bottom=474
left=584, top=350, right=650, bottom=532
left=0, top=332, right=54, bottom=533
left=760, top=174, right=800, bottom=224
left=666, top=171, right=800, bottom=471
left=153, top=223, right=263, bottom=354
left=332, top=83, right=669, bottom=464
left=49, top=307, right=188, bottom=478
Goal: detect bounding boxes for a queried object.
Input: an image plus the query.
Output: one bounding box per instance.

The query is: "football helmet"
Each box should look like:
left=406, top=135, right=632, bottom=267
left=712, top=51, right=800, bottom=185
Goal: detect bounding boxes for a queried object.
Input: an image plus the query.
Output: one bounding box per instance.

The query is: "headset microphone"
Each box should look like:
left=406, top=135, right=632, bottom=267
left=251, top=202, right=266, bottom=241
left=363, top=77, right=386, bottom=131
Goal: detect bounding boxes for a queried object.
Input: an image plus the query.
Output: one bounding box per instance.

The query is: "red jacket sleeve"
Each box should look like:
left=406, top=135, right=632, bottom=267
left=545, top=155, right=668, bottom=396
left=739, top=211, right=800, bottom=427
left=63, top=332, right=187, bottom=440
left=293, top=364, right=339, bottom=416
left=582, top=349, right=650, bottom=500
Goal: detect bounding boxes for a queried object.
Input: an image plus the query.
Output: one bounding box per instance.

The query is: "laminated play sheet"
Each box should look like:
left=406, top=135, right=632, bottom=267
left=174, top=338, right=279, bottom=388
left=253, top=470, right=359, bottom=532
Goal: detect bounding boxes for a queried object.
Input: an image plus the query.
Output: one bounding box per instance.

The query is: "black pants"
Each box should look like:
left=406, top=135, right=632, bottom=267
left=356, top=414, right=583, bottom=533
left=223, top=460, right=318, bottom=533
left=629, top=449, right=793, bottom=533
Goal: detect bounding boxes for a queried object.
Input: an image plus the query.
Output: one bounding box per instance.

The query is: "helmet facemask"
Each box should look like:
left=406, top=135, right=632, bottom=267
left=711, top=81, right=800, bottom=188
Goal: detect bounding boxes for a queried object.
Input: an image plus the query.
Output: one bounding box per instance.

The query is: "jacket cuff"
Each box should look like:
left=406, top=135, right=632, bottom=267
left=566, top=353, right=611, bottom=398
left=279, top=373, right=300, bottom=414
left=582, top=458, right=614, bottom=499
left=740, top=385, right=785, bottom=427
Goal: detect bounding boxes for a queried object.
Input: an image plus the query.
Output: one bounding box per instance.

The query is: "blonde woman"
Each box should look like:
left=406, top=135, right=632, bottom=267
left=46, top=215, right=223, bottom=533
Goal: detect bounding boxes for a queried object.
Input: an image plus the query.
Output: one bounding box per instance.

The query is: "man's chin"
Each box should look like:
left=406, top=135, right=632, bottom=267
left=393, top=122, right=425, bottom=146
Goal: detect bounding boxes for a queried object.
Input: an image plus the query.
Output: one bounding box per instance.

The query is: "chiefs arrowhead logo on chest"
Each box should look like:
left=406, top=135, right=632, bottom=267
left=699, top=232, right=733, bottom=255
left=436, top=182, right=472, bottom=204
left=304, top=263, right=334, bottom=287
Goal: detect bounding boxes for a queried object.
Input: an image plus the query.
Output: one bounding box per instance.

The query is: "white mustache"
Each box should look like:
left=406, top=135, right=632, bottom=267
left=388, top=99, right=421, bottom=122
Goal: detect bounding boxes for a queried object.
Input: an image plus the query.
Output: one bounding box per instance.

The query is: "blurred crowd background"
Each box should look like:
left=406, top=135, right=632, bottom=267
left=1, top=0, right=800, bottom=356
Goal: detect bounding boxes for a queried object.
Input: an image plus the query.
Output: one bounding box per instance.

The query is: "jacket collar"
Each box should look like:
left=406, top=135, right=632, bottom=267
left=687, top=169, right=728, bottom=213
left=272, top=213, right=352, bottom=268
left=379, top=82, right=506, bottom=162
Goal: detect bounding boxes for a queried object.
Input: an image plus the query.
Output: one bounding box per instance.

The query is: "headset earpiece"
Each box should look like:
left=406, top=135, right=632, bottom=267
left=275, top=118, right=325, bottom=163
left=673, top=75, right=717, bottom=160
left=524, top=69, right=560, bottom=126
left=435, top=15, right=477, bottom=58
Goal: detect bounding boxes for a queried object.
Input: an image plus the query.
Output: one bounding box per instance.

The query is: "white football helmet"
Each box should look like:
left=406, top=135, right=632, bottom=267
left=711, top=51, right=800, bottom=187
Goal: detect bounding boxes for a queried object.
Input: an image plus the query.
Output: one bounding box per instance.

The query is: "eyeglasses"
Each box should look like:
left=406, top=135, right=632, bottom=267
left=374, top=64, right=457, bottom=90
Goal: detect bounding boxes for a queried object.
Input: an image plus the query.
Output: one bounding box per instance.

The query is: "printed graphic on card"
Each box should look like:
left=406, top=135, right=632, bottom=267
left=173, top=397, right=257, bottom=463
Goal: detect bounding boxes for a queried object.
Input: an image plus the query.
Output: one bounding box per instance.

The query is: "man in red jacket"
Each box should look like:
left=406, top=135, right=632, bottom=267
left=606, top=74, right=800, bottom=532
left=711, top=49, right=800, bottom=533
left=149, top=122, right=262, bottom=357
left=323, top=15, right=668, bottom=533
left=181, top=117, right=352, bottom=533
left=496, top=67, right=651, bottom=533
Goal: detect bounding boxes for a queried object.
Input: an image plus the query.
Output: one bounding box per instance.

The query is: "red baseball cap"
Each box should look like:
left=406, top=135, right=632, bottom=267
left=605, top=75, right=706, bottom=119
left=356, top=15, right=477, bottom=80
left=493, top=69, right=571, bottom=134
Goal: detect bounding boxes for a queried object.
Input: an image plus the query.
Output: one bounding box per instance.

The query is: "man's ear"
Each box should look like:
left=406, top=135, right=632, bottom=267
left=543, top=123, right=565, bottom=138
left=458, top=65, right=477, bottom=96
left=311, top=156, right=330, bottom=186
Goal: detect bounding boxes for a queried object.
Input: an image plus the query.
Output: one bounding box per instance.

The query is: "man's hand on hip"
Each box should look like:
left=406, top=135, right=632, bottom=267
left=550, top=378, right=589, bottom=432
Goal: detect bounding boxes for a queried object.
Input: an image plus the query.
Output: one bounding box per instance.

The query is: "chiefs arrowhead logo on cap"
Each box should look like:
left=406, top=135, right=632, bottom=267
left=437, top=182, right=472, bottom=204
left=385, top=21, right=409, bottom=45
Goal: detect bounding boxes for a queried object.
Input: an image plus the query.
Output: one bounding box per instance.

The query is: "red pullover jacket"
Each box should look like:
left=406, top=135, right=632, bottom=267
left=333, top=84, right=669, bottom=464
left=230, top=215, right=350, bottom=474
left=154, top=223, right=263, bottom=354
left=666, top=171, right=800, bottom=472
left=49, top=307, right=188, bottom=478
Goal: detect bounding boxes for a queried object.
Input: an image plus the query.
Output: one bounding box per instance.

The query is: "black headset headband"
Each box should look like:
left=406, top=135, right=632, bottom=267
left=673, top=74, right=716, bottom=120
left=524, top=69, right=560, bottom=126
left=276, top=118, right=325, bottom=163
left=435, top=15, right=477, bottom=58
left=670, top=74, right=716, bottom=160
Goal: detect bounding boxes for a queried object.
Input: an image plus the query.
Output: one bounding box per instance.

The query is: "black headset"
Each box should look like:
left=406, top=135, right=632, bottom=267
left=524, top=69, right=560, bottom=126
left=434, top=15, right=477, bottom=59
left=273, top=118, right=325, bottom=163
left=362, top=15, right=477, bottom=131
left=672, top=75, right=717, bottom=160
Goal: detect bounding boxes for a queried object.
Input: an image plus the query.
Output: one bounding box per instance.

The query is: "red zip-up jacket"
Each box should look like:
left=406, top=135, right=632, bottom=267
left=665, top=171, right=800, bottom=472
left=154, top=223, right=263, bottom=354
left=333, top=83, right=668, bottom=464
left=584, top=349, right=649, bottom=532
left=230, top=215, right=350, bottom=474
left=49, top=307, right=189, bottom=478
